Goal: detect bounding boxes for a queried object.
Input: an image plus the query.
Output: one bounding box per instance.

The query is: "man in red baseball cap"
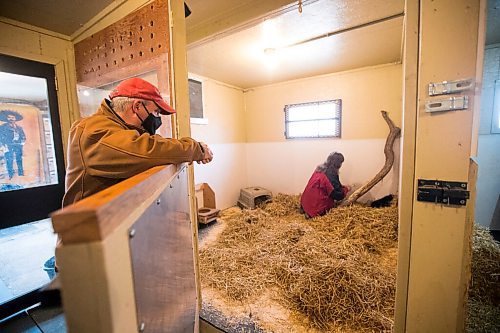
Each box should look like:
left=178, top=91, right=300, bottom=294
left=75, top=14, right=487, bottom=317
left=45, top=77, right=213, bottom=275
left=109, top=77, right=175, bottom=116
left=62, top=77, right=213, bottom=207
left=108, top=77, right=175, bottom=135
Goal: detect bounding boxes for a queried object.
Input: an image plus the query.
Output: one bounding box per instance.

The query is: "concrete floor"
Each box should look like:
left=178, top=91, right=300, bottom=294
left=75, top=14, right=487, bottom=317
left=0, top=218, right=250, bottom=332
left=199, top=219, right=265, bottom=333
left=0, top=219, right=57, bottom=305
left=0, top=306, right=66, bottom=333
left=0, top=219, right=63, bottom=332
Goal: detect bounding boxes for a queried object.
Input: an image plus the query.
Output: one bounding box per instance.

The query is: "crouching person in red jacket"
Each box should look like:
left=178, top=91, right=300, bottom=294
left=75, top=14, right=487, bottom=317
left=300, top=152, right=349, bottom=218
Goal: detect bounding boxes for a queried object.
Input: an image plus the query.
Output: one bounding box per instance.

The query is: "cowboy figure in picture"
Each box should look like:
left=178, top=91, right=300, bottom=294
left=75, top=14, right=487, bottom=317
left=0, top=110, right=26, bottom=180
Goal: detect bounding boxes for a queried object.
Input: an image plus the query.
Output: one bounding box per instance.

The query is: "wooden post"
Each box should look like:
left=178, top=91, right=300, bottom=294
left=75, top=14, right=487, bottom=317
left=52, top=165, right=199, bottom=332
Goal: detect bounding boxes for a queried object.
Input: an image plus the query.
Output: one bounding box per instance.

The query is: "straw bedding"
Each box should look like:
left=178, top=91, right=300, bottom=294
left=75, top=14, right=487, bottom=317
left=199, top=194, right=398, bottom=332
left=466, top=225, right=500, bottom=333
left=199, top=194, right=500, bottom=332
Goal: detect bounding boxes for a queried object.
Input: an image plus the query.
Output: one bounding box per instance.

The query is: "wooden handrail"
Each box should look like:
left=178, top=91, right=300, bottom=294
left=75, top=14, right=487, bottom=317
left=51, top=164, right=180, bottom=244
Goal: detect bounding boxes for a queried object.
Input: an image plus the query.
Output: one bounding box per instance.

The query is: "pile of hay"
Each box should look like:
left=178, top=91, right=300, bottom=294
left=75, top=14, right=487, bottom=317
left=200, top=194, right=398, bottom=332
left=466, top=225, right=500, bottom=333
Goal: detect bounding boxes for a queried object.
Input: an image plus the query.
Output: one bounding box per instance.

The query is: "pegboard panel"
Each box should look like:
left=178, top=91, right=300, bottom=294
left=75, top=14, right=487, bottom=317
left=74, top=0, right=170, bottom=85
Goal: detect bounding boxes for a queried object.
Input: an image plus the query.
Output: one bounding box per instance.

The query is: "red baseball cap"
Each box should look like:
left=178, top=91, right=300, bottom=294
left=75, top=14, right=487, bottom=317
left=109, top=78, right=176, bottom=114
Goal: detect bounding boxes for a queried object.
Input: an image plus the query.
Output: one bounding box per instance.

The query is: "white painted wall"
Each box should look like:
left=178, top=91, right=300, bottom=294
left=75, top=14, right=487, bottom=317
left=476, top=44, right=500, bottom=230
left=191, top=64, right=403, bottom=208
left=245, top=139, right=400, bottom=202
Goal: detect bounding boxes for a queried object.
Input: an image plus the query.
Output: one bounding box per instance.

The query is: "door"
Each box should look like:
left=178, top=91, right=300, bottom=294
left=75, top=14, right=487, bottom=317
left=0, top=54, right=66, bottom=227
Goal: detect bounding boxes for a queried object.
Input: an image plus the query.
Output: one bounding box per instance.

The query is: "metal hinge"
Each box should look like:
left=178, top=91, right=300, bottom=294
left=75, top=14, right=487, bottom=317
left=417, top=179, right=469, bottom=206
left=54, top=77, right=59, bottom=91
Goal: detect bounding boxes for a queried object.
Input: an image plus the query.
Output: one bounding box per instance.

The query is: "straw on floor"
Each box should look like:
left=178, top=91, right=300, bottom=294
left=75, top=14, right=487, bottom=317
left=200, top=194, right=398, bottom=332
left=466, top=224, right=500, bottom=332
left=199, top=194, right=500, bottom=331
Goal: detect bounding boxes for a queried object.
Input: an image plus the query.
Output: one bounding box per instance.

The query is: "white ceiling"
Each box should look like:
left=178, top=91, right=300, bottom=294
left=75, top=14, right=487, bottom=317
left=0, top=0, right=499, bottom=92
left=187, top=0, right=404, bottom=89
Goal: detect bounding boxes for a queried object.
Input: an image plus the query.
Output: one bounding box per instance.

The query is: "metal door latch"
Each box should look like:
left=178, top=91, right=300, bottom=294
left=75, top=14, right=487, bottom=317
left=417, top=179, right=470, bottom=206
left=428, top=78, right=474, bottom=96
left=425, top=96, right=469, bottom=113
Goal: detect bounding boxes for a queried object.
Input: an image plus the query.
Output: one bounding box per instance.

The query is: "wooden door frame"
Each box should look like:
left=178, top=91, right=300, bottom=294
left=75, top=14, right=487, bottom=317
left=396, top=0, right=486, bottom=332
left=394, top=0, right=419, bottom=331
left=169, top=1, right=202, bottom=330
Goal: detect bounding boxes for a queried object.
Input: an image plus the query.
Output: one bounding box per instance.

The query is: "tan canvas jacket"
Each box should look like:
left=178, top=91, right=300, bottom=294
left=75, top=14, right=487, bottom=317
left=62, top=99, right=204, bottom=207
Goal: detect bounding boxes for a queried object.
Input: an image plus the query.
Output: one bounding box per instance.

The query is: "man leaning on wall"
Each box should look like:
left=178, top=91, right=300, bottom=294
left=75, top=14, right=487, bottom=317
left=43, top=77, right=213, bottom=272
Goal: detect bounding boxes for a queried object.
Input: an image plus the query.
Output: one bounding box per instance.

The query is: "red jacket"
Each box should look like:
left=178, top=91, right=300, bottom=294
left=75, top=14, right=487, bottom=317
left=300, top=171, right=347, bottom=218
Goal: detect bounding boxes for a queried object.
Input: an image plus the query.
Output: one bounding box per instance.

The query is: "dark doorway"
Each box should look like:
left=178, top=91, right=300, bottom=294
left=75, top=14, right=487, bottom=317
left=0, top=54, right=66, bottom=228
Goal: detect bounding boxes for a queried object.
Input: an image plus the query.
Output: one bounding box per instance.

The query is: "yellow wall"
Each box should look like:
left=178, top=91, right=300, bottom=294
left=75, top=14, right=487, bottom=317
left=190, top=75, right=248, bottom=209
left=191, top=63, right=403, bottom=208
left=244, top=63, right=403, bottom=142
left=0, top=18, right=79, bottom=155
left=190, top=76, right=246, bottom=144
left=244, top=64, right=402, bottom=200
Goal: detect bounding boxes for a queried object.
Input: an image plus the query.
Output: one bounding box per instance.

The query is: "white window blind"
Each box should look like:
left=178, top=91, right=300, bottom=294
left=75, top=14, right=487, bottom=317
left=284, top=100, right=341, bottom=139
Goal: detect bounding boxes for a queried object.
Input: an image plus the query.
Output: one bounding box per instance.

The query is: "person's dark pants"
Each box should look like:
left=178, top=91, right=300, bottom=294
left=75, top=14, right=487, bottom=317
left=5, top=144, right=24, bottom=179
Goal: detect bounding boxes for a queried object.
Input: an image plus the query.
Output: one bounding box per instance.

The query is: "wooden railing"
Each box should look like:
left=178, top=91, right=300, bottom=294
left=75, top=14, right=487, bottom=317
left=51, top=164, right=198, bottom=332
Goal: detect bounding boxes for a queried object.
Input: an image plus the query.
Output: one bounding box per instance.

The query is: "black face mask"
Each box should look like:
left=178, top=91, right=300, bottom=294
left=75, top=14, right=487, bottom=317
left=138, top=102, right=162, bottom=134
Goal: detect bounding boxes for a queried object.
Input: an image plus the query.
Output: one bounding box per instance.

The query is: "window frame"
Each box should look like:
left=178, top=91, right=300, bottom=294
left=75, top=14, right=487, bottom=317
left=492, top=79, right=500, bottom=134
left=188, top=78, right=207, bottom=124
left=284, top=99, right=342, bottom=139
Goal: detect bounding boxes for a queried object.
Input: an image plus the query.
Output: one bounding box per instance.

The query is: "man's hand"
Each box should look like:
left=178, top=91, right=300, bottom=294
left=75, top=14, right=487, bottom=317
left=197, top=142, right=213, bottom=164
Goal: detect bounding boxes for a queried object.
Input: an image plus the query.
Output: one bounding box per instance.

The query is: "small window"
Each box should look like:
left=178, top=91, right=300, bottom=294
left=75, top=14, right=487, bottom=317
left=284, top=99, right=341, bottom=139
left=188, top=79, right=203, bottom=119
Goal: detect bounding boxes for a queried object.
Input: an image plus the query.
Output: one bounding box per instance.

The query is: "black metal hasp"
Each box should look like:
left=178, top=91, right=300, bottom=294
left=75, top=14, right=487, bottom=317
left=417, top=179, right=470, bottom=206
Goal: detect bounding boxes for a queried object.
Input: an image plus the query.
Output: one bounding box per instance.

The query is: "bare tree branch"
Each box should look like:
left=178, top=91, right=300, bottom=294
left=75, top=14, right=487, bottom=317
left=341, top=111, right=401, bottom=206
